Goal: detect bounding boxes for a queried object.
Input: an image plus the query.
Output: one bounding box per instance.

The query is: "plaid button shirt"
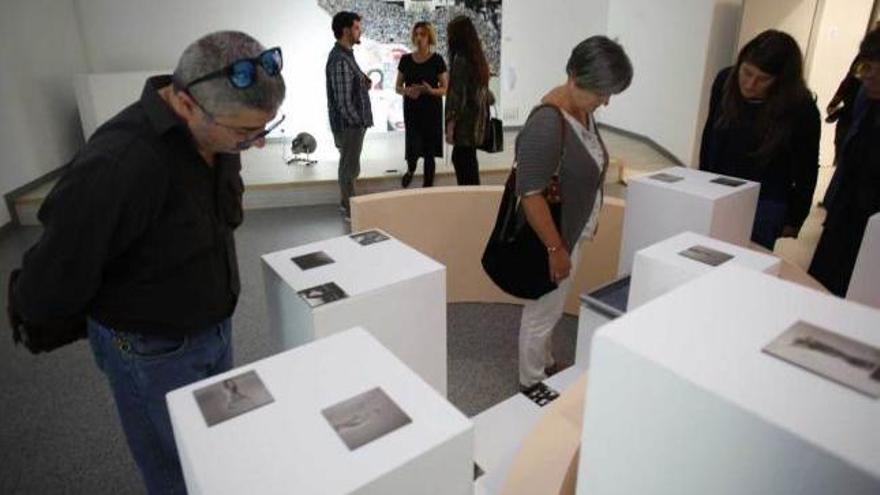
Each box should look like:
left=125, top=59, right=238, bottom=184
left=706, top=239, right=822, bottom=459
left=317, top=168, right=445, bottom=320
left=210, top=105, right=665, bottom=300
left=325, top=43, right=373, bottom=133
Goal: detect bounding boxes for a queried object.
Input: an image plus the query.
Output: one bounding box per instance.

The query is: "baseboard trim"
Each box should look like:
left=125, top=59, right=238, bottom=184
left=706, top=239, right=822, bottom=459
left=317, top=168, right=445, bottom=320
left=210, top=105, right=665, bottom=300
left=597, top=123, right=685, bottom=167
left=506, top=122, right=685, bottom=168
left=3, top=165, right=70, bottom=227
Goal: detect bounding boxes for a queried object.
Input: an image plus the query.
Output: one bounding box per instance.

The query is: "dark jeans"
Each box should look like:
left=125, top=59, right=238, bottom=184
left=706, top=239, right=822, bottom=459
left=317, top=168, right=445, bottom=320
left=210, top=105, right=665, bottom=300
left=751, top=199, right=788, bottom=250
left=88, top=317, right=233, bottom=494
left=452, top=145, right=480, bottom=185
left=406, top=155, right=436, bottom=187
left=333, top=127, right=367, bottom=212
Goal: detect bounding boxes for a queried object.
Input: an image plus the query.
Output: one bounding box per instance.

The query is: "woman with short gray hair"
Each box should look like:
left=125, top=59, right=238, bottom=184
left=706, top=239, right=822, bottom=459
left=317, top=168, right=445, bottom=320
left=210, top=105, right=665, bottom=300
left=515, top=36, right=632, bottom=389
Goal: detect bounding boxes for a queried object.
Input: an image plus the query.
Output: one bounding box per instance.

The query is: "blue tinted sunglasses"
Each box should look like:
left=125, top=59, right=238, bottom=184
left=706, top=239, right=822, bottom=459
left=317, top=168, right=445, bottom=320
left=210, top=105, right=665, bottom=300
left=184, top=47, right=283, bottom=90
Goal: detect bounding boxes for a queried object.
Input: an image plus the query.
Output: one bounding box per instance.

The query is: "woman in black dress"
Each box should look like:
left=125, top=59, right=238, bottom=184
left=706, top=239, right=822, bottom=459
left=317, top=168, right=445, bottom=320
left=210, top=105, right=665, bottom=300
left=396, top=21, right=448, bottom=188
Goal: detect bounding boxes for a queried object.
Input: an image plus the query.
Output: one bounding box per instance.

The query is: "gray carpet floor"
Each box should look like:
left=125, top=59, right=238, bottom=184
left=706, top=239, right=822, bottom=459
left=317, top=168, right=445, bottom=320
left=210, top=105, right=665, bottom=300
left=0, top=204, right=578, bottom=494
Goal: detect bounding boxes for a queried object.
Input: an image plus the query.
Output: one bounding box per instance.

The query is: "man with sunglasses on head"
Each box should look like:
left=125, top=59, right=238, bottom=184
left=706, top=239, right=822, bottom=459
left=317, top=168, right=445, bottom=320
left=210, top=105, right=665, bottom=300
left=326, top=10, right=373, bottom=221
left=10, top=31, right=285, bottom=493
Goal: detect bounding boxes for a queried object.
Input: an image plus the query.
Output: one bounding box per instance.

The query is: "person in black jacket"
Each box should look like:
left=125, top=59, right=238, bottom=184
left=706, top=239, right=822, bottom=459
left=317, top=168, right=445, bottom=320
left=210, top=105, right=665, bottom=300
left=699, top=30, right=820, bottom=250
left=11, top=31, right=285, bottom=494
left=809, top=29, right=880, bottom=296
left=822, top=21, right=879, bottom=210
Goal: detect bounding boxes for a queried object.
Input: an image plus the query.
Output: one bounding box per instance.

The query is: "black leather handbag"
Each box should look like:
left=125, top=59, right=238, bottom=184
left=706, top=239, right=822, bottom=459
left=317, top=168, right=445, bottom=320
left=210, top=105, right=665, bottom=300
left=7, top=269, right=87, bottom=354
left=481, top=106, right=565, bottom=299
left=479, top=105, right=504, bottom=153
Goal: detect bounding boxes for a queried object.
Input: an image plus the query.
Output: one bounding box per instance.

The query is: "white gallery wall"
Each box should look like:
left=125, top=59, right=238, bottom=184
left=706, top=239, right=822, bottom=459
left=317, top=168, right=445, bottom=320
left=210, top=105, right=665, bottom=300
left=73, top=0, right=337, bottom=153
left=0, top=0, right=89, bottom=226
left=0, top=0, right=747, bottom=226
left=600, top=0, right=743, bottom=166
left=499, top=0, right=609, bottom=126
left=737, top=0, right=818, bottom=52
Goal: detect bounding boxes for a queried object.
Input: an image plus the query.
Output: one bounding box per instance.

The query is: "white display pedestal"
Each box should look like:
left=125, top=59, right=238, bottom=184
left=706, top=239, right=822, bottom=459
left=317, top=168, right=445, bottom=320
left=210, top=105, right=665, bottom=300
left=473, top=367, right=583, bottom=495
left=261, top=229, right=447, bottom=395
left=618, top=167, right=759, bottom=275
left=578, top=267, right=880, bottom=495
left=628, top=231, right=781, bottom=309
left=167, top=327, right=473, bottom=495
left=848, top=212, right=880, bottom=309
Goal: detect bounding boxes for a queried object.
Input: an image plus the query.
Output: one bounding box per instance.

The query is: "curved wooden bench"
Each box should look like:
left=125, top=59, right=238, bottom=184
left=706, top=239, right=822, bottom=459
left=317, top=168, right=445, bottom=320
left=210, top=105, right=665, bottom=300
left=351, top=186, right=624, bottom=316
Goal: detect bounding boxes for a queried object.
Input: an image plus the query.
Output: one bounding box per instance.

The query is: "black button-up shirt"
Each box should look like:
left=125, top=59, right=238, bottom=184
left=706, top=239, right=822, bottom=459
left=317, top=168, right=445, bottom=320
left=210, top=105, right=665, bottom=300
left=16, top=75, right=243, bottom=336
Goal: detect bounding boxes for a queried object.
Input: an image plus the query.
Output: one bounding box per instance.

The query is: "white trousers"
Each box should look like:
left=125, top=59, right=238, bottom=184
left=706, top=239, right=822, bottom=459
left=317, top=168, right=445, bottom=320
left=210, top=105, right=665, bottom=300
left=518, top=238, right=583, bottom=387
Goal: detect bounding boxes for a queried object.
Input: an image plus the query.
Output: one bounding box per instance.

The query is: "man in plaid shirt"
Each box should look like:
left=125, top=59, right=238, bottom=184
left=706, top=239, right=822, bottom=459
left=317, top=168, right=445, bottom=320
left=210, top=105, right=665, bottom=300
left=326, top=11, right=373, bottom=220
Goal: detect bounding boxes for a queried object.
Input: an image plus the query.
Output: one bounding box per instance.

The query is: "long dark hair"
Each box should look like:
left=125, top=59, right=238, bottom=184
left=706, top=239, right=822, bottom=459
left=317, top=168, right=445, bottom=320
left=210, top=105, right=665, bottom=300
left=447, top=15, right=490, bottom=86
left=717, top=30, right=811, bottom=164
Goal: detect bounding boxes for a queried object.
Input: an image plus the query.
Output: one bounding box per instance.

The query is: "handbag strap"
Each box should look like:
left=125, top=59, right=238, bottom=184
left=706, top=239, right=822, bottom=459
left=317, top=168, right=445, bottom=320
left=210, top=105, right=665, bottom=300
left=522, top=103, right=566, bottom=176
left=505, top=103, right=567, bottom=198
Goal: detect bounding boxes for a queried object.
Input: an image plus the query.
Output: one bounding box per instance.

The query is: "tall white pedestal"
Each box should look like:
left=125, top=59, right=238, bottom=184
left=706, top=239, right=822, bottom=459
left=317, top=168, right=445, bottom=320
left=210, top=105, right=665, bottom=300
left=261, top=230, right=447, bottom=395
left=848, top=212, right=880, bottom=309
left=618, top=167, right=759, bottom=275
left=167, top=328, right=473, bottom=495
left=578, top=267, right=880, bottom=495
left=628, top=231, right=781, bottom=309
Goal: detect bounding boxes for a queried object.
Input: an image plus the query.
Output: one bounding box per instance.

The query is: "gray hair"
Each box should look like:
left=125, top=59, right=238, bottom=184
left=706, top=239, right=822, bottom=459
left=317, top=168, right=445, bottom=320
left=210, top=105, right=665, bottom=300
left=566, top=36, right=633, bottom=95
left=173, top=31, right=286, bottom=116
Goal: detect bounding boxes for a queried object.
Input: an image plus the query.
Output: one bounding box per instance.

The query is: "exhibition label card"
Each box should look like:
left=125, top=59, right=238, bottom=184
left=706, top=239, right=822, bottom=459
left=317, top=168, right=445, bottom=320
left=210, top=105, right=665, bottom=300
left=678, top=244, right=734, bottom=267
left=521, top=382, right=560, bottom=407
left=649, top=172, right=684, bottom=183
left=710, top=176, right=746, bottom=187
left=322, top=387, right=412, bottom=450
left=193, top=370, right=275, bottom=427
left=763, top=321, right=880, bottom=398
left=291, top=251, right=334, bottom=270
left=297, top=282, right=348, bottom=307
left=350, top=229, right=390, bottom=246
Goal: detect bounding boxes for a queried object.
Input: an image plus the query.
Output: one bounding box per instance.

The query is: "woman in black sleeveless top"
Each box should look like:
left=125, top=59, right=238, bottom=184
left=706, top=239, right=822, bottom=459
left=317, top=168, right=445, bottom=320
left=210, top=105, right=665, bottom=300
left=396, top=21, right=448, bottom=188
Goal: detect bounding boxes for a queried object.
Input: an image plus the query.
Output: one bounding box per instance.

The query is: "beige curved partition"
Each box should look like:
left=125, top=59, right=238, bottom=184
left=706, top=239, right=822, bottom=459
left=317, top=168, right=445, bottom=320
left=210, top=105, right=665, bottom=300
left=350, top=186, right=624, bottom=316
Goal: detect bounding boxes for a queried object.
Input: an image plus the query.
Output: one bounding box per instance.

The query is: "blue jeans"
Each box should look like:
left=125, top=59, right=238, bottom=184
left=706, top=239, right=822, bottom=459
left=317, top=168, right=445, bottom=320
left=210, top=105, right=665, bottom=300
left=87, top=318, right=233, bottom=494
left=751, top=199, right=788, bottom=250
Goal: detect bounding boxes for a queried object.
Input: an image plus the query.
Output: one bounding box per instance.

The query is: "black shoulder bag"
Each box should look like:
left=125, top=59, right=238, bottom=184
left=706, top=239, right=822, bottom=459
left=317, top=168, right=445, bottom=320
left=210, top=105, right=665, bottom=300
left=7, top=268, right=87, bottom=354
left=479, top=102, right=504, bottom=153
left=481, top=105, right=565, bottom=299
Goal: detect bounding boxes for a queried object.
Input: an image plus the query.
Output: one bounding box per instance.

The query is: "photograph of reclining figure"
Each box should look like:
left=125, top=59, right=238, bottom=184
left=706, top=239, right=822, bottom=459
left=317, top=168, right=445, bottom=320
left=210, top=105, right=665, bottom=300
left=764, top=321, right=880, bottom=398
left=322, top=387, right=412, bottom=450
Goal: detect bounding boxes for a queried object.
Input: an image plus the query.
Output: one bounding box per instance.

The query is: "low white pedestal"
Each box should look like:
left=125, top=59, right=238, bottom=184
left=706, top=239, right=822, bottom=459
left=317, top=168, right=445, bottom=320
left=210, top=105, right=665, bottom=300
left=618, top=167, right=759, bottom=275
left=578, top=267, right=880, bottom=495
left=848, top=212, right=880, bottom=309
left=473, top=367, right=583, bottom=495
left=628, top=231, right=781, bottom=309
left=167, top=328, right=473, bottom=495
left=261, top=229, right=447, bottom=395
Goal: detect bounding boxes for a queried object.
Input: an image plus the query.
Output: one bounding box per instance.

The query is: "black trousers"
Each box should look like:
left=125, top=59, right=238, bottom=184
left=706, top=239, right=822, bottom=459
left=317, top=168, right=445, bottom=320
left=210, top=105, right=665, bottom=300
left=452, top=146, right=480, bottom=185
left=808, top=213, right=869, bottom=296
left=406, top=155, right=436, bottom=187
